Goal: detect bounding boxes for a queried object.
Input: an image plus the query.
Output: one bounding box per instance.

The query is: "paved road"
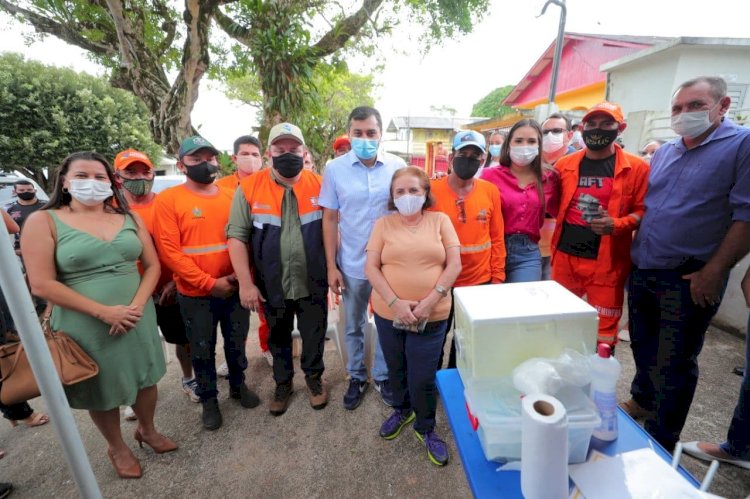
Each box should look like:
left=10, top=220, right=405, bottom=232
left=0, top=319, right=747, bottom=498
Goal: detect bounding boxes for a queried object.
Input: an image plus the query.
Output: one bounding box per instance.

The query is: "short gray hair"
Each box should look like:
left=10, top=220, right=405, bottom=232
left=676, top=76, right=727, bottom=102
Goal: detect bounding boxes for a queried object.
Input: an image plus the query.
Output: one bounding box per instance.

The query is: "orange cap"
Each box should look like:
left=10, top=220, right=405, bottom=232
left=114, top=149, right=154, bottom=171
left=582, top=101, right=625, bottom=124
left=333, top=135, right=350, bottom=150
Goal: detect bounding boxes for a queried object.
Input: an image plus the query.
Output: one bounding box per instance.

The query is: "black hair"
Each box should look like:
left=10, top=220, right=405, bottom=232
left=233, top=135, right=262, bottom=155
left=44, top=151, right=130, bottom=215
left=348, top=106, right=383, bottom=132
left=13, top=180, right=34, bottom=189
left=544, top=113, right=571, bottom=130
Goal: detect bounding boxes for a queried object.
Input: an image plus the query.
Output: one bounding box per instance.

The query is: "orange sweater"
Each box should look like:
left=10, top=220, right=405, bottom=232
left=215, top=172, right=241, bottom=190
left=153, top=184, right=235, bottom=297
left=430, top=177, right=506, bottom=286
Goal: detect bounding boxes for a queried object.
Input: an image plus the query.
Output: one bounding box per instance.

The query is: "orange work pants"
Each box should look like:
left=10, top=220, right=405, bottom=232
left=552, top=251, right=624, bottom=346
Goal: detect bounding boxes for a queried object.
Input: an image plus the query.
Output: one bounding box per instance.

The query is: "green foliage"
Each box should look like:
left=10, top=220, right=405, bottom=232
left=226, top=62, right=377, bottom=165
left=1, top=0, right=490, bottom=151
left=0, top=53, right=161, bottom=190
left=217, top=151, right=234, bottom=177
left=471, top=85, right=516, bottom=118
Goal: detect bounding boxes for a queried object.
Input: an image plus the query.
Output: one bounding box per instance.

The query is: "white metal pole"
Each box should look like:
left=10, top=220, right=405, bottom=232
left=0, top=233, right=101, bottom=498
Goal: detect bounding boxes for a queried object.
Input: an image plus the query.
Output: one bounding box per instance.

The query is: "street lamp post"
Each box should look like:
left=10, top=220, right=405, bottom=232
left=539, top=0, right=567, bottom=106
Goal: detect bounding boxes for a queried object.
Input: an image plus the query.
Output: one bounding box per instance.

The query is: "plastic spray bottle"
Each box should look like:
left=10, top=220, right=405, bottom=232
left=590, top=343, right=621, bottom=441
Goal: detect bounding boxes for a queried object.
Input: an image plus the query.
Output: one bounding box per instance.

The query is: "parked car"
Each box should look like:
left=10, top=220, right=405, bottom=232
left=0, top=173, right=49, bottom=209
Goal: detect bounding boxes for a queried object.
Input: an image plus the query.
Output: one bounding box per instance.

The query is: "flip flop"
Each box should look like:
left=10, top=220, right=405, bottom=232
left=682, top=441, right=750, bottom=470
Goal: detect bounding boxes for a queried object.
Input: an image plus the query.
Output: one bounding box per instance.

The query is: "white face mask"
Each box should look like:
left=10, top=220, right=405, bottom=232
left=542, top=132, right=566, bottom=153
left=670, top=107, right=715, bottom=138
left=67, top=179, right=113, bottom=206
left=394, top=194, right=425, bottom=216
left=510, top=146, right=539, bottom=166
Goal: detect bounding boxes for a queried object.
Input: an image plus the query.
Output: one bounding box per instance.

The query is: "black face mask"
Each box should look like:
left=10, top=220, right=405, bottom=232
left=273, top=152, right=304, bottom=178
left=17, top=192, right=36, bottom=201
left=582, top=128, right=619, bottom=151
left=452, top=156, right=482, bottom=180
left=185, top=161, right=219, bottom=184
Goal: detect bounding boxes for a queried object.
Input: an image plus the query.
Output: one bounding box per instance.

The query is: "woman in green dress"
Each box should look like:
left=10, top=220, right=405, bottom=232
left=23, top=151, right=176, bottom=479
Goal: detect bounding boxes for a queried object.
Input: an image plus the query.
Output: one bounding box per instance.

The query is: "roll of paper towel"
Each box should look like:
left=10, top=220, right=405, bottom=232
left=521, top=394, right=569, bottom=499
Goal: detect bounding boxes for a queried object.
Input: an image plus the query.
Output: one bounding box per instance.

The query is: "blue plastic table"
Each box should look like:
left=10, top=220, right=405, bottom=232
left=436, top=369, right=699, bottom=498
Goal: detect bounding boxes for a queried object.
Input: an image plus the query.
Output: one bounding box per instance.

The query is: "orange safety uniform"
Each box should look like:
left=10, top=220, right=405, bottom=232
left=551, top=145, right=649, bottom=345
left=239, top=169, right=328, bottom=308
left=430, top=177, right=506, bottom=285
left=215, top=172, right=241, bottom=190
left=130, top=196, right=173, bottom=292
left=214, top=169, right=270, bottom=349
left=153, top=184, right=235, bottom=297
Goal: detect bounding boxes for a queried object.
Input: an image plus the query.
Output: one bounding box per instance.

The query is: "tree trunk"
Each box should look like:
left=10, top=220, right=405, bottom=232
left=105, top=0, right=215, bottom=155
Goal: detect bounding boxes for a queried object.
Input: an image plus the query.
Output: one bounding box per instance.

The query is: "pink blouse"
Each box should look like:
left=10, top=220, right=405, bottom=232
left=480, top=165, right=560, bottom=243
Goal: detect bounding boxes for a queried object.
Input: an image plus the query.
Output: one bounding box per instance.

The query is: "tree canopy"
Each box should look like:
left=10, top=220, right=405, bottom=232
left=0, top=0, right=489, bottom=154
left=226, top=61, right=376, bottom=167
left=0, top=53, right=161, bottom=191
left=471, top=85, right=515, bottom=118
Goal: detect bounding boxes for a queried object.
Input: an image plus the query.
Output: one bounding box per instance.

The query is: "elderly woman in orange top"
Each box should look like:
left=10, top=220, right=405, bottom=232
left=365, top=166, right=461, bottom=467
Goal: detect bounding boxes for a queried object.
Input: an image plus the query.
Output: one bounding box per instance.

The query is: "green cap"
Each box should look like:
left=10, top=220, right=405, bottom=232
left=178, top=136, right=219, bottom=159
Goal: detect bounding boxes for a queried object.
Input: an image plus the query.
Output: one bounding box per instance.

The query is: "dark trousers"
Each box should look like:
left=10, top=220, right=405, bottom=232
left=177, top=293, right=249, bottom=402
left=628, top=265, right=723, bottom=451
left=722, top=313, right=750, bottom=459
left=263, top=295, right=327, bottom=385
left=0, top=401, right=33, bottom=421
left=375, top=314, right=447, bottom=434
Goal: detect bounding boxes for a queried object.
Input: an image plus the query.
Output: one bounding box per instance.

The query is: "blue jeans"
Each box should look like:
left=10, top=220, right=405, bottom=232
left=341, top=273, right=388, bottom=382
left=628, top=264, right=724, bottom=451
left=177, top=293, right=249, bottom=402
left=504, top=234, right=542, bottom=283
left=721, top=312, right=750, bottom=459
left=374, top=314, right=447, bottom=434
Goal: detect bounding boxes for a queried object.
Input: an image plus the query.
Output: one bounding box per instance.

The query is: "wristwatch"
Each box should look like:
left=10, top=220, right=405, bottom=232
left=435, top=285, right=449, bottom=297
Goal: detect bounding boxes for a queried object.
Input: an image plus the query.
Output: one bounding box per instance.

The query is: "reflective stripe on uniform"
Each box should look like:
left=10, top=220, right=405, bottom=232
left=299, top=210, right=323, bottom=225
left=181, top=244, right=228, bottom=255
left=460, top=241, right=491, bottom=254
left=253, top=213, right=282, bottom=227
left=593, top=304, right=622, bottom=318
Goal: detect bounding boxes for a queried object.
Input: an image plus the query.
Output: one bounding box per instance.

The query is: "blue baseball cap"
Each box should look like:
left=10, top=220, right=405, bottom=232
left=452, top=130, right=486, bottom=153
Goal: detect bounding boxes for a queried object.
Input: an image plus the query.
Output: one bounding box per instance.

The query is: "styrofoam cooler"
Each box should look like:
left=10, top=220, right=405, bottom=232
left=453, top=281, right=598, bottom=385
left=465, top=377, right=600, bottom=463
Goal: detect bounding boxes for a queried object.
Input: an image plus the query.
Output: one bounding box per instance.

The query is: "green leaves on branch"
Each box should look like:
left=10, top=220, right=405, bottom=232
left=0, top=53, right=161, bottom=190
left=471, top=85, right=516, bottom=118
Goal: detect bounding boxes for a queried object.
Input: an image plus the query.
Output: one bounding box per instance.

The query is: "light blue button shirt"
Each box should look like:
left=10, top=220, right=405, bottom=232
left=319, top=149, right=406, bottom=279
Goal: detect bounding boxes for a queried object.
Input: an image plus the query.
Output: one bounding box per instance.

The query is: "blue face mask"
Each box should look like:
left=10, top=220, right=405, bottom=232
left=488, top=144, right=502, bottom=158
left=351, top=138, right=379, bottom=160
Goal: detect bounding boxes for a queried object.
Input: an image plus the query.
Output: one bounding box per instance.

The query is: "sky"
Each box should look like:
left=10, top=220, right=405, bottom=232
left=1, top=0, right=748, bottom=152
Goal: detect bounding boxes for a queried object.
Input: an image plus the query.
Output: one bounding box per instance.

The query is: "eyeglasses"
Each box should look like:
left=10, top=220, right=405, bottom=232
left=456, top=198, right=466, bottom=224
left=542, top=128, right=565, bottom=135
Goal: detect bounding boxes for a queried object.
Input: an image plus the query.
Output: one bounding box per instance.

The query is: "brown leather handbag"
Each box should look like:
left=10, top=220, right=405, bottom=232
left=0, top=314, right=99, bottom=405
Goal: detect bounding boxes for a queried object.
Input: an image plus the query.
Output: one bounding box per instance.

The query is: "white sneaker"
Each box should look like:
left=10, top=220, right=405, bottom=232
left=617, top=329, right=631, bottom=342
left=181, top=378, right=200, bottom=403
left=262, top=350, right=274, bottom=367
left=217, top=362, right=229, bottom=378
left=123, top=406, right=137, bottom=421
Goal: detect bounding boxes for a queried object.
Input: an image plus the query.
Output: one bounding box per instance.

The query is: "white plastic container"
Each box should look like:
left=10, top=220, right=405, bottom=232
left=465, top=377, right=600, bottom=464
left=590, top=343, right=621, bottom=441
left=454, top=281, right=598, bottom=385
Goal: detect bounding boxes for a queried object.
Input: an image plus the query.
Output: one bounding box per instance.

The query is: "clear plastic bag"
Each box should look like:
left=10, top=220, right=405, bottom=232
left=512, top=349, right=591, bottom=395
